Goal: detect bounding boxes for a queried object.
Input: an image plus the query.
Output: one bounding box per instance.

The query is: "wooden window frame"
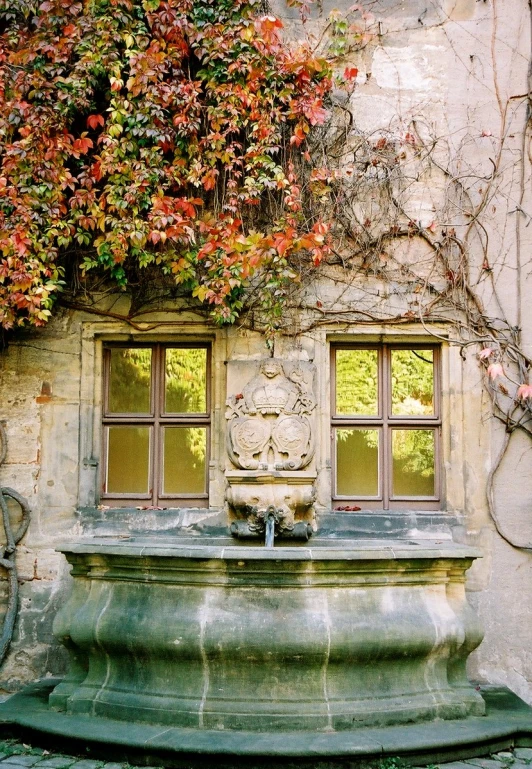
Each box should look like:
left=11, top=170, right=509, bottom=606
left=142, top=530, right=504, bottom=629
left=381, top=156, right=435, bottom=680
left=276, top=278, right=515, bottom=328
left=331, top=343, right=441, bottom=510
left=101, top=343, right=211, bottom=508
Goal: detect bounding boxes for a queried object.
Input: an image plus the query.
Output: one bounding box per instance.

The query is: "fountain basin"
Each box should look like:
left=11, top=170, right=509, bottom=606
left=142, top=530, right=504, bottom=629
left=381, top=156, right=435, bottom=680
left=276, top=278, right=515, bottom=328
left=49, top=536, right=485, bottom=732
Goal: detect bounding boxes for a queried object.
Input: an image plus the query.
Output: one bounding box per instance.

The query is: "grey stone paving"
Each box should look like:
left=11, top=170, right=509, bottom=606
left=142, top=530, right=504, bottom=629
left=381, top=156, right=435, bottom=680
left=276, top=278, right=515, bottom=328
left=0, top=741, right=531, bottom=769
left=410, top=751, right=532, bottom=769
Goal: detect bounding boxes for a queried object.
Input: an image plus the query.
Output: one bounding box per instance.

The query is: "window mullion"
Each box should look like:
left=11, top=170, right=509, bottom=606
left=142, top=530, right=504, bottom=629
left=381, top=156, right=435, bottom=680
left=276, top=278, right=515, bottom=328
left=330, top=346, right=337, bottom=415
left=103, top=348, right=111, bottom=415
left=152, top=344, right=162, bottom=506
left=434, top=346, right=441, bottom=419
left=382, top=346, right=390, bottom=509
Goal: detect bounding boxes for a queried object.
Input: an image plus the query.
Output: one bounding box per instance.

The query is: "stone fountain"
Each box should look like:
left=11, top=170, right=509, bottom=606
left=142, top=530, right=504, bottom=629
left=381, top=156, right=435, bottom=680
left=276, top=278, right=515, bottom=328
left=2, top=359, right=531, bottom=764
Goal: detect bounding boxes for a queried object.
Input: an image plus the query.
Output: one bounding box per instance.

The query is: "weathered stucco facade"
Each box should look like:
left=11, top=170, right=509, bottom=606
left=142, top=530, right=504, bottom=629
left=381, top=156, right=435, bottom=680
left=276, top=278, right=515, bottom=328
left=1, top=0, right=532, bottom=708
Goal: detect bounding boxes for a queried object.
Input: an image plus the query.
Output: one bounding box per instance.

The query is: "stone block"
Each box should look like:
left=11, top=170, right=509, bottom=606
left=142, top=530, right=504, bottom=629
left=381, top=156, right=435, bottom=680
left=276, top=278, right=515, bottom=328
left=433, top=764, right=472, bottom=769
left=442, top=0, right=477, bottom=20
left=1, top=755, right=39, bottom=769
left=15, top=549, right=63, bottom=582
left=32, top=759, right=75, bottom=769
left=372, top=45, right=446, bottom=93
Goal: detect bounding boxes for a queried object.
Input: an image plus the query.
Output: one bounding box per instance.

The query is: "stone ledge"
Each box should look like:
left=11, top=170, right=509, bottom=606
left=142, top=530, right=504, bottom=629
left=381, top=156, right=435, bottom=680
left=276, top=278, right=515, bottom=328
left=56, top=536, right=481, bottom=561
left=1, top=681, right=531, bottom=767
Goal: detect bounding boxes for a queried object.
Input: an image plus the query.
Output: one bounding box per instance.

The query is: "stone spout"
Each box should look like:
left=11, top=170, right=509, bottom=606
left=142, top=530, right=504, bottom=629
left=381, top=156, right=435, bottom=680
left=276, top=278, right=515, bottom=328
left=225, top=469, right=317, bottom=534
left=265, top=508, right=276, bottom=548
left=230, top=519, right=313, bottom=541
left=229, top=504, right=312, bottom=544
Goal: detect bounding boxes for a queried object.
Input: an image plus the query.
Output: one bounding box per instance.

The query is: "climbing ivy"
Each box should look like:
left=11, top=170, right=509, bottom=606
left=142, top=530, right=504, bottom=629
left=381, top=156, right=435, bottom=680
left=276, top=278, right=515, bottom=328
left=0, top=0, right=333, bottom=333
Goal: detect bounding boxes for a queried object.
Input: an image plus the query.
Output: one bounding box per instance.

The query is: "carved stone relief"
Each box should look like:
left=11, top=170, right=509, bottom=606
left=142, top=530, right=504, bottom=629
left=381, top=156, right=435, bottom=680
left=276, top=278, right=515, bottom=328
left=226, top=359, right=316, bottom=472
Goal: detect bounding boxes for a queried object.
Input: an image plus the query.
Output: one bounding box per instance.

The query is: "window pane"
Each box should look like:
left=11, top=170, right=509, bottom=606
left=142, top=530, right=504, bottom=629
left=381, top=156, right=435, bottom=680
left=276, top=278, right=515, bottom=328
left=107, top=426, right=150, bottom=494
left=336, top=349, right=378, bottom=415
left=108, top=348, right=151, bottom=414
left=163, top=427, right=207, bottom=495
left=392, top=429, right=435, bottom=497
left=336, top=428, right=379, bottom=496
left=391, top=349, right=434, bottom=415
left=165, top=348, right=207, bottom=413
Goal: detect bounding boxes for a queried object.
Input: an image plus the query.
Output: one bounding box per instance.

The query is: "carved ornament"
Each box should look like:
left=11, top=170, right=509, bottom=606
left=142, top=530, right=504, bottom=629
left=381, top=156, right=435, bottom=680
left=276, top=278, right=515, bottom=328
left=226, top=359, right=316, bottom=472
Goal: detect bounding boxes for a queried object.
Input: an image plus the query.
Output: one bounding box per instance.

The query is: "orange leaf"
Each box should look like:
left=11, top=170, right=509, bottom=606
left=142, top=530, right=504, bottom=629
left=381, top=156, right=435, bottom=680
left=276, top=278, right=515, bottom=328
left=202, top=169, right=218, bottom=191
left=343, top=66, right=358, bottom=81
left=517, top=384, right=532, bottom=399
left=303, top=99, right=328, bottom=126
left=87, top=114, right=105, bottom=130
left=72, top=136, right=93, bottom=155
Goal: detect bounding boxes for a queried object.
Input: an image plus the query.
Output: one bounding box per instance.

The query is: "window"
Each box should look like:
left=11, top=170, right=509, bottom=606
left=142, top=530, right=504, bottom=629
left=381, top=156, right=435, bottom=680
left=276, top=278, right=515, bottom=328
left=101, top=344, right=210, bottom=507
left=332, top=344, right=441, bottom=510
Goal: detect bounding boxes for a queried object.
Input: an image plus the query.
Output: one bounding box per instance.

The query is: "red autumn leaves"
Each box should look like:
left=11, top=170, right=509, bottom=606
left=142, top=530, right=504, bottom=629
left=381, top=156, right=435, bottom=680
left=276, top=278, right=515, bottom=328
left=479, top=347, right=532, bottom=402
left=0, top=0, right=333, bottom=330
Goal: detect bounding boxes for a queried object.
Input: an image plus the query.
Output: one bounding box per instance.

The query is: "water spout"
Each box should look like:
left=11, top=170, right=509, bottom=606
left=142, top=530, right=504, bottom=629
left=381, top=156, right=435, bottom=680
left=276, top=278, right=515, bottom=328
left=265, top=509, right=276, bottom=548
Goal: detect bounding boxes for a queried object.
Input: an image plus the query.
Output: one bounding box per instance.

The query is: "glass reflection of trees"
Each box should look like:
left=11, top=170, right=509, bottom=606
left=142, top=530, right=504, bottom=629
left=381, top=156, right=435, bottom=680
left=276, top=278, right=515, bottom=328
left=335, top=348, right=436, bottom=497
left=109, top=348, right=152, bottom=413
left=108, top=346, right=207, bottom=471
left=392, top=429, right=434, bottom=496
left=390, top=350, right=434, bottom=489
left=391, top=349, right=434, bottom=415
left=336, top=349, right=378, bottom=415
left=165, top=348, right=207, bottom=413
left=165, top=348, right=207, bottom=468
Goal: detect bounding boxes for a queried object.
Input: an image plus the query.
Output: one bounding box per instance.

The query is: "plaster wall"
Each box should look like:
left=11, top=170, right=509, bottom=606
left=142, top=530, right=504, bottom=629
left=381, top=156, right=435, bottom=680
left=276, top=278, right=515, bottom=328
left=0, top=0, right=531, bottom=705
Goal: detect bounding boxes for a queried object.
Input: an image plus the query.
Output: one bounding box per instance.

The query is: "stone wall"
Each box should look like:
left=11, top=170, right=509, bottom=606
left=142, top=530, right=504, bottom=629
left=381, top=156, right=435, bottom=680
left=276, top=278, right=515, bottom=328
left=1, top=0, right=531, bottom=703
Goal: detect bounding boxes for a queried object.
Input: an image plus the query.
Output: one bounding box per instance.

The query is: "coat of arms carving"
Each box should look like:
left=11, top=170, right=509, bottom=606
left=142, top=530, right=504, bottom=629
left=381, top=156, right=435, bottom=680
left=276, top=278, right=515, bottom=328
left=226, top=359, right=316, bottom=471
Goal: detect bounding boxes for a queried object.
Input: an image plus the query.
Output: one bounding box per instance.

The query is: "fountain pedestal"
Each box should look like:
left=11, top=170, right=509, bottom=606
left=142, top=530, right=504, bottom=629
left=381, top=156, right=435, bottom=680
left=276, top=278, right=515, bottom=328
left=4, top=529, right=532, bottom=763
left=48, top=537, right=485, bottom=731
